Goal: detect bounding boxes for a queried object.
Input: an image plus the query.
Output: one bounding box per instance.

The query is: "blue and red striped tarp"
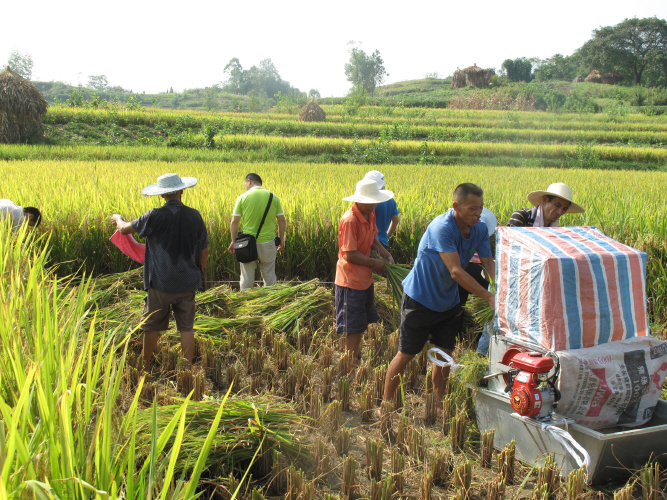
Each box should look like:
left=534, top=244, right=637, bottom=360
left=494, top=227, right=649, bottom=351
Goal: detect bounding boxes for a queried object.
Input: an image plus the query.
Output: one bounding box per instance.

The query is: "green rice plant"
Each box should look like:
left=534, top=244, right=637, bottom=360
left=455, top=348, right=490, bottom=388
left=0, top=223, right=232, bottom=498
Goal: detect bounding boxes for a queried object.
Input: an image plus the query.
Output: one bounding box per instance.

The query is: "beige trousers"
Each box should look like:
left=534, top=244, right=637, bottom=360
left=240, top=240, right=277, bottom=290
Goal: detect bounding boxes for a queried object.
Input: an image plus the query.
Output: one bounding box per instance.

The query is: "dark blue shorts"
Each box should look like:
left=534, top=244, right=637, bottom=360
left=398, top=293, right=461, bottom=355
left=335, top=284, right=379, bottom=335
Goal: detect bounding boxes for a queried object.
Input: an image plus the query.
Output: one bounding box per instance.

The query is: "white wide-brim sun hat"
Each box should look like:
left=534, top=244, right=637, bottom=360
left=141, top=173, right=198, bottom=196
left=527, top=182, right=584, bottom=214
left=363, top=170, right=385, bottom=189
left=480, top=207, right=497, bottom=237
left=342, top=179, right=394, bottom=204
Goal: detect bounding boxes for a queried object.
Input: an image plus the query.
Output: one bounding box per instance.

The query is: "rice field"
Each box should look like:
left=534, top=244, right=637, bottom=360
left=2, top=103, right=667, bottom=497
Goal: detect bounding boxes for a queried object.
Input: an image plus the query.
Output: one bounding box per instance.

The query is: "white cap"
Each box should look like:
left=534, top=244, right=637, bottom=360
left=480, top=207, right=497, bottom=237
left=363, top=170, right=385, bottom=189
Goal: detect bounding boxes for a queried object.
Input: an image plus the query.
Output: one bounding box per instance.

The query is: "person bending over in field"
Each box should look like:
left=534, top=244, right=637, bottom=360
left=508, top=182, right=584, bottom=228
left=382, top=183, right=495, bottom=407
left=363, top=170, right=400, bottom=250
left=228, top=173, right=286, bottom=290
left=0, top=199, right=42, bottom=229
left=335, top=179, right=395, bottom=365
left=111, top=173, right=209, bottom=373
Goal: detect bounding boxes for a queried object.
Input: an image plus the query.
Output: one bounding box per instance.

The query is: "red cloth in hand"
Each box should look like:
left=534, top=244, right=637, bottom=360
left=110, top=230, right=145, bottom=264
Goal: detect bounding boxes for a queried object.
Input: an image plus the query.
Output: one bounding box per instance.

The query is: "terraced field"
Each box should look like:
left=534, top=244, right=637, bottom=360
left=1, top=103, right=666, bottom=498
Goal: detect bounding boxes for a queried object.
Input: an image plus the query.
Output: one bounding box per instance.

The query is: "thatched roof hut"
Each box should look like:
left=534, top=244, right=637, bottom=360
left=452, top=69, right=467, bottom=89
left=601, top=70, right=623, bottom=85
left=584, top=70, right=603, bottom=84
left=572, top=75, right=585, bottom=84
left=0, top=66, right=48, bottom=144
left=299, top=99, right=326, bottom=122
left=464, top=65, right=494, bottom=88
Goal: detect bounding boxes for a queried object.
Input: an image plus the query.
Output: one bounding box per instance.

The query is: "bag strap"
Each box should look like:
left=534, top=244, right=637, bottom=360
left=255, top=192, right=274, bottom=239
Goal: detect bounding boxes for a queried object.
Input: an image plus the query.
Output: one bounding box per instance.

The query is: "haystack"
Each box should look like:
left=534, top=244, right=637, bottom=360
left=299, top=99, right=326, bottom=122
left=452, top=69, right=467, bottom=89
left=0, top=67, right=48, bottom=144
left=463, top=65, right=494, bottom=88
left=601, top=70, right=623, bottom=85
left=584, top=70, right=603, bottom=84
left=572, top=75, right=585, bottom=84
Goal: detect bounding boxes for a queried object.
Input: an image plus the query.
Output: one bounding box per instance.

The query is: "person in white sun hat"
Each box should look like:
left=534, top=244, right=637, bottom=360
left=335, top=179, right=395, bottom=365
left=363, top=170, right=400, bottom=249
left=111, top=173, right=209, bottom=373
left=508, top=182, right=584, bottom=228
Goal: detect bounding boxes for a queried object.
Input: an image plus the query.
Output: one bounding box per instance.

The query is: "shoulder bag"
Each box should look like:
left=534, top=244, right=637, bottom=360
left=233, top=193, right=274, bottom=263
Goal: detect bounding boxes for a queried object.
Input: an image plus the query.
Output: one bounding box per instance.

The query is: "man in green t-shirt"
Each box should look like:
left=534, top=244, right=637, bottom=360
left=228, top=173, right=286, bottom=289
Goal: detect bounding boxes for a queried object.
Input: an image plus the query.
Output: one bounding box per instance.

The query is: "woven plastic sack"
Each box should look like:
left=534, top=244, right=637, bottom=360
left=557, top=336, right=667, bottom=429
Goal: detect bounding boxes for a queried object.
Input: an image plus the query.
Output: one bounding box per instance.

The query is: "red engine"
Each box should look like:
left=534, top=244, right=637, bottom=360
left=504, top=351, right=557, bottom=419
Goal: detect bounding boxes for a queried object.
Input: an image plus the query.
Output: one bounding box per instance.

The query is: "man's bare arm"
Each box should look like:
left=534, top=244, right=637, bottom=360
left=201, top=248, right=209, bottom=269
left=440, top=251, right=494, bottom=308
left=111, top=214, right=136, bottom=235
left=277, top=214, right=286, bottom=252
left=227, top=215, right=242, bottom=253
left=387, top=214, right=399, bottom=239
left=345, top=250, right=387, bottom=275
left=371, top=238, right=395, bottom=264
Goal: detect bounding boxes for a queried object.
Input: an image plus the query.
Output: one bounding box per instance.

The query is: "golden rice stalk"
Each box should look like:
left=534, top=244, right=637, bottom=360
left=450, top=411, right=468, bottom=453
left=419, top=468, right=433, bottom=500
left=424, top=390, right=437, bottom=425
left=485, top=473, right=506, bottom=500
left=453, top=460, right=473, bottom=500
left=641, top=462, right=660, bottom=500
left=566, top=467, right=587, bottom=500
left=335, top=428, right=351, bottom=456
left=366, top=438, right=384, bottom=481
left=481, top=429, right=495, bottom=468
left=497, top=439, right=516, bottom=485
left=391, top=447, right=405, bottom=494
left=342, top=455, right=356, bottom=500
left=532, top=454, right=560, bottom=500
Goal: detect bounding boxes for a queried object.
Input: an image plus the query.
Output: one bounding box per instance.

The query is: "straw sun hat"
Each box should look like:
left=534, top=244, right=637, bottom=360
left=141, top=173, right=198, bottom=196
left=527, top=182, right=584, bottom=214
left=343, top=179, right=394, bottom=204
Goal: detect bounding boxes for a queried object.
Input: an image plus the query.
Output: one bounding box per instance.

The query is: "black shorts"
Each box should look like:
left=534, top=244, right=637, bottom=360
left=398, top=293, right=461, bottom=355
left=335, top=284, right=379, bottom=335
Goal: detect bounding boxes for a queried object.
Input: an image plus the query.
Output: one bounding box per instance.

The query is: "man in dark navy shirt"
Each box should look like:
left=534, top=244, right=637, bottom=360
left=112, top=173, right=209, bottom=372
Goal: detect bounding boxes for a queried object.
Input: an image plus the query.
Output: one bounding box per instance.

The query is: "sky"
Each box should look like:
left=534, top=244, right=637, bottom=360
left=2, top=0, right=666, bottom=97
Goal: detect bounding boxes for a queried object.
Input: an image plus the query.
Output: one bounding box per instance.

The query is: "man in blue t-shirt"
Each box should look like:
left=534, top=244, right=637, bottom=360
left=382, top=183, right=496, bottom=405
left=364, top=171, right=399, bottom=248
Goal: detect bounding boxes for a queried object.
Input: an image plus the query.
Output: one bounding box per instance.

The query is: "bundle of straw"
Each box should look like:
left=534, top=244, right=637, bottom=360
left=232, top=280, right=319, bottom=316
left=385, top=264, right=411, bottom=306
left=464, top=278, right=495, bottom=328
left=195, top=314, right=263, bottom=335
left=264, top=287, right=333, bottom=335
left=135, top=397, right=304, bottom=477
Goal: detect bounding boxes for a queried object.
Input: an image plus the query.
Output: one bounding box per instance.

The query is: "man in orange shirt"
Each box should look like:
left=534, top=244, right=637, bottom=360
left=335, top=179, right=395, bottom=362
